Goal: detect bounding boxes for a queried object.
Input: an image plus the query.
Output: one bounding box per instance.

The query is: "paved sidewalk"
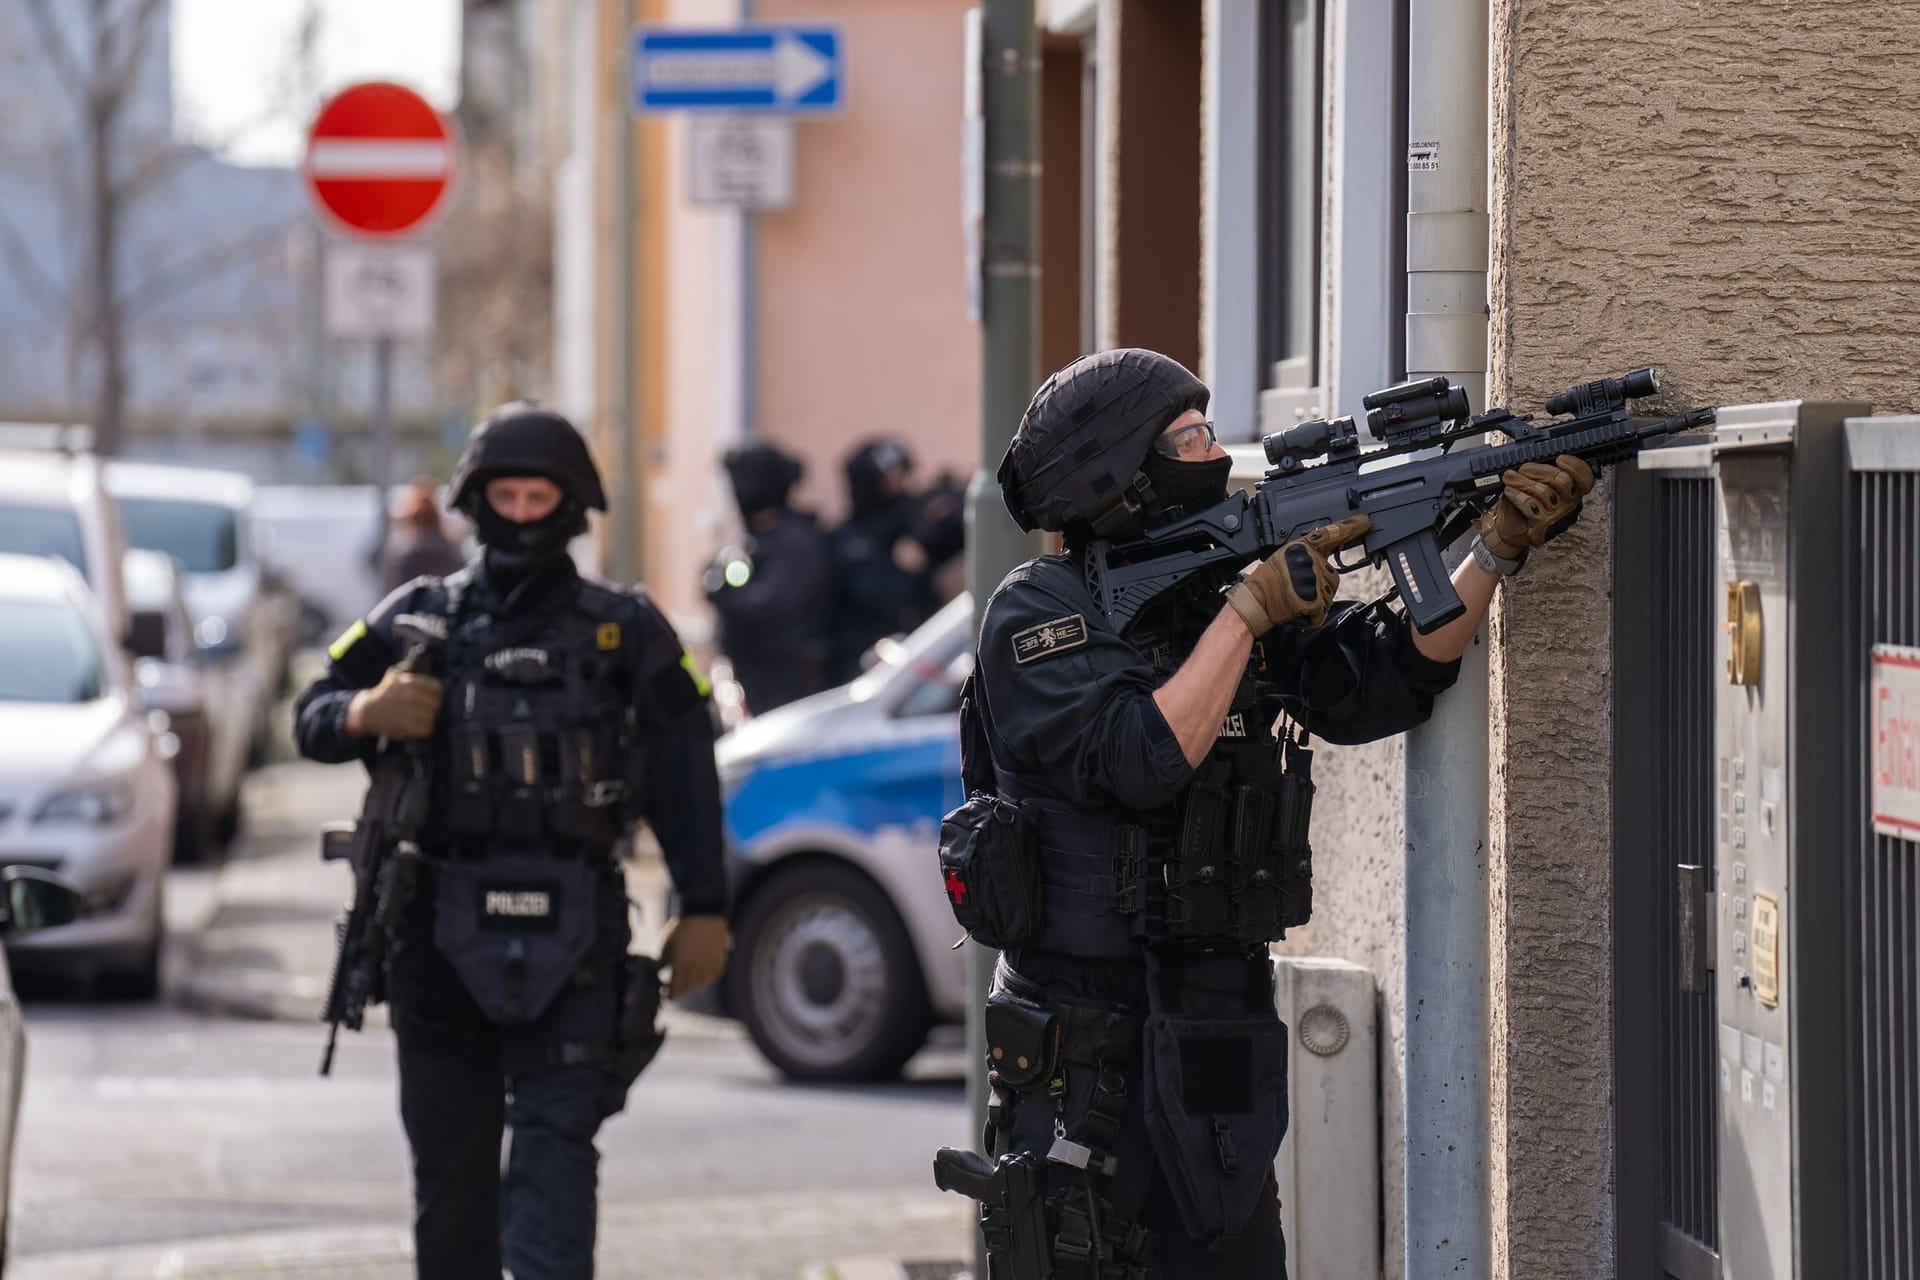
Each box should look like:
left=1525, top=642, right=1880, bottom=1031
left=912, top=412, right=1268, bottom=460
left=13, top=1191, right=973, bottom=1279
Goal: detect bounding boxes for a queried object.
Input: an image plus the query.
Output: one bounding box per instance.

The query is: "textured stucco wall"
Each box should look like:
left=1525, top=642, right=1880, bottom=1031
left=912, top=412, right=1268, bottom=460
left=1488, top=1, right=1920, bottom=1276
left=1274, top=562, right=1412, bottom=1273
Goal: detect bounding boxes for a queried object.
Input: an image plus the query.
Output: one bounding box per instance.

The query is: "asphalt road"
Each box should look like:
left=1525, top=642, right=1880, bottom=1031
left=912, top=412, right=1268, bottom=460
left=4, top=756, right=974, bottom=1278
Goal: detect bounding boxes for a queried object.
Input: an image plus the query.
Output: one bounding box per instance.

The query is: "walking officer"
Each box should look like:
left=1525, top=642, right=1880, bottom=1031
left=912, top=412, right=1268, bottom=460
left=293, top=403, right=731, bottom=1279
left=936, top=349, right=1593, bottom=1276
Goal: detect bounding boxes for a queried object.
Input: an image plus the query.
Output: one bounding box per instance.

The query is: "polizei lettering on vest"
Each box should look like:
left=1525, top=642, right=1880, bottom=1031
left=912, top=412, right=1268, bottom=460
left=485, top=647, right=552, bottom=672
left=485, top=889, right=553, bottom=918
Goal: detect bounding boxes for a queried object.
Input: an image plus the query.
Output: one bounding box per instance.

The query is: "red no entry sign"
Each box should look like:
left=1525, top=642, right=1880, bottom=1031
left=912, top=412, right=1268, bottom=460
left=302, top=82, right=457, bottom=239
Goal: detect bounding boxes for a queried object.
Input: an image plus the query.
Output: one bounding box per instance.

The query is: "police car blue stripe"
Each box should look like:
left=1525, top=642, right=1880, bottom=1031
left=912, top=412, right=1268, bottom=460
left=725, top=737, right=960, bottom=845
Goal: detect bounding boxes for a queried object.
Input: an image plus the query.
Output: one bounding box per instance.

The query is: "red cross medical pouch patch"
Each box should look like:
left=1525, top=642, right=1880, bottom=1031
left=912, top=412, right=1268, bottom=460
left=938, top=793, right=1043, bottom=951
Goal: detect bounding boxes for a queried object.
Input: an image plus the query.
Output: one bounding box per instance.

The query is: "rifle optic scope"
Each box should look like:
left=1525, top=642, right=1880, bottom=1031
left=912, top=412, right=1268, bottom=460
left=1544, top=367, right=1659, bottom=417
left=1263, top=414, right=1360, bottom=466
left=1361, top=377, right=1471, bottom=439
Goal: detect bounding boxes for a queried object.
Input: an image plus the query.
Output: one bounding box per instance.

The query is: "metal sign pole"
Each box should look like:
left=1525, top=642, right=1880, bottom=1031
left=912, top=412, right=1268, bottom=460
left=370, top=334, right=394, bottom=568
left=614, top=0, right=640, bottom=587
left=967, top=4, right=1041, bottom=1277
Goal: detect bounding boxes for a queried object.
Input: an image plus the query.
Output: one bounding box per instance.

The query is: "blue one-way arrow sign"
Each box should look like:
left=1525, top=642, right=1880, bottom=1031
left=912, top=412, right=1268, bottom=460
left=634, top=26, right=843, bottom=114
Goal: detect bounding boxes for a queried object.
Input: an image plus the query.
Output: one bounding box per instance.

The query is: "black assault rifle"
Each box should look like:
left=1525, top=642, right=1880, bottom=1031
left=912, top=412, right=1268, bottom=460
left=1087, top=368, right=1716, bottom=634
left=318, top=614, right=446, bottom=1076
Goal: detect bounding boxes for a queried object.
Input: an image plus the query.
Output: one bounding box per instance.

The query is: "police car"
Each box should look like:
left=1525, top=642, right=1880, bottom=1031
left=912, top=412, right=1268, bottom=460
left=717, top=594, right=971, bottom=1080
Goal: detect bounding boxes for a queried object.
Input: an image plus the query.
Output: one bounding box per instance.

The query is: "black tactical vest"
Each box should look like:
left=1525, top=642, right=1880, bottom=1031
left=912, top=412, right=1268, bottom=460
left=1018, top=568, right=1316, bottom=957
left=427, top=573, right=636, bottom=858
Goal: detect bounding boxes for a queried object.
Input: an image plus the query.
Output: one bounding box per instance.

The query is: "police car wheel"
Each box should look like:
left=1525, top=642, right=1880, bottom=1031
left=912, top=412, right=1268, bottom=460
left=729, top=862, right=932, bottom=1082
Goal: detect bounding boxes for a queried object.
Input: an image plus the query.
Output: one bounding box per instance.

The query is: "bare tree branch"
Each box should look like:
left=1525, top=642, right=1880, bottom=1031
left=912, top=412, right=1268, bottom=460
left=111, top=138, right=204, bottom=205
left=0, top=203, right=64, bottom=311
left=21, top=0, right=86, bottom=108
left=118, top=221, right=289, bottom=318
left=95, top=0, right=168, bottom=121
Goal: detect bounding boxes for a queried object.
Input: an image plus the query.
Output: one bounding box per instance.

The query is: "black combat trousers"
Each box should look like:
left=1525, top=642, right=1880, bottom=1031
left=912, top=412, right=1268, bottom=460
left=992, top=954, right=1290, bottom=1280
left=387, top=893, right=629, bottom=1280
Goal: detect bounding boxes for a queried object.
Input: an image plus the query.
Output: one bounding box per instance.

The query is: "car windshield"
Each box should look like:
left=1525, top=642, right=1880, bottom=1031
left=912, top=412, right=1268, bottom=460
left=0, top=504, right=88, bottom=578
left=118, top=496, right=239, bottom=573
left=0, top=599, right=104, bottom=703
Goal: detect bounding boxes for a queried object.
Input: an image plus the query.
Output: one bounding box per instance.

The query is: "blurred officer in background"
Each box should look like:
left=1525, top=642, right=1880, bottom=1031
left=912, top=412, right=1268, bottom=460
left=379, top=475, right=466, bottom=594
left=828, top=437, right=939, bottom=682
left=704, top=441, right=834, bottom=713
left=907, top=469, right=968, bottom=606
left=292, top=403, right=730, bottom=1280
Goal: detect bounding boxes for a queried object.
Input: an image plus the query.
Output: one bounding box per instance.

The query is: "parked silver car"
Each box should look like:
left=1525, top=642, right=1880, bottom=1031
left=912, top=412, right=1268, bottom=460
left=0, top=554, right=175, bottom=997
left=0, top=867, right=90, bottom=1264
left=0, top=447, right=131, bottom=645
left=105, top=461, right=291, bottom=835
left=123, top=549, right=217, bottom=862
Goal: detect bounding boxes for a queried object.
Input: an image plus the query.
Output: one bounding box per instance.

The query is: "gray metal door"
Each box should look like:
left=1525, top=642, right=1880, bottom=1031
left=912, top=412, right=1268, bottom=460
left=1843, top=421, right=1920, bottom=1278
left=1614, top=462, right=1720, bottom=1280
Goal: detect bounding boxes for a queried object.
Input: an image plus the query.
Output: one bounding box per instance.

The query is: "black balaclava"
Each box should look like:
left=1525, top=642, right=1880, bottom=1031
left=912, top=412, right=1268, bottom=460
left=1139, top=450, right=1233, bottom=522
left=472, top=484, right=587, bottom=583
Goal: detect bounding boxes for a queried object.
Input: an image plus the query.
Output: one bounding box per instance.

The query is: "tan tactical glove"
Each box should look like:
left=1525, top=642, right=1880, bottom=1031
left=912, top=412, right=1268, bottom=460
left=1224, top=514, right=1372, bottom=637
left=660, top=914, right=732, bottom=1000
left=1479, top=455, right=1596, bottom=559
left=346, top=666, right=443, bottom=740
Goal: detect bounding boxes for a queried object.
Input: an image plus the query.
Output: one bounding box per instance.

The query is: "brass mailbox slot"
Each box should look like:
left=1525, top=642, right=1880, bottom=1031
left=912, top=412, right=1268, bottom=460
left=1725, top=581, right=1762, bottom=686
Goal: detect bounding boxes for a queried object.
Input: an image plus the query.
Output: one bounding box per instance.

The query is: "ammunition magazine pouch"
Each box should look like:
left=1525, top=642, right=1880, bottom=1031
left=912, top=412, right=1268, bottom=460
left=1159, top=739, right=1316, bottom=947
left=1021, top=736, right=1316, bottom=955
left=433, top=856, right=599, bottom=1025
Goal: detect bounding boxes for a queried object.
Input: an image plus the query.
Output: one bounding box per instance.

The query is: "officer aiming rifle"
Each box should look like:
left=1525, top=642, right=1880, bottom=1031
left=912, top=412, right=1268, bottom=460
left=936, top=349, right=1709, bottom=1278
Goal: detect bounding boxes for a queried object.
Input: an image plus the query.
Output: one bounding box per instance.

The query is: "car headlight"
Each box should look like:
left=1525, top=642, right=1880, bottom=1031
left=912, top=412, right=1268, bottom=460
left=36, top=779, right=137, bottom=826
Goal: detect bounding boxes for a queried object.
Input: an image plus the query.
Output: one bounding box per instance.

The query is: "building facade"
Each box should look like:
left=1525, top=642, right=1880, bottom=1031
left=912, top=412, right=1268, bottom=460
left=1044, top=0, right=1920, bottom=1276
left=553, top=0, right=982, bottom=630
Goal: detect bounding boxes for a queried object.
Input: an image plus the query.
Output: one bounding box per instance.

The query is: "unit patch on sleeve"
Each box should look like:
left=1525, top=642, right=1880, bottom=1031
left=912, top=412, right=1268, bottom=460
left=1011, top=614, right=1089, bottom=664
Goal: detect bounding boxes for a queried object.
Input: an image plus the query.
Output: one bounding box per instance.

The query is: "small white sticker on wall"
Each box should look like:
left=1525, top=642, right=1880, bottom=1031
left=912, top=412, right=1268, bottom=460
left=1408, top=141, right=1440, bottom=172
left=1763, top=1081, right=1777, bottom=1111
left=1742, top=1069, right=1755, bottom=1103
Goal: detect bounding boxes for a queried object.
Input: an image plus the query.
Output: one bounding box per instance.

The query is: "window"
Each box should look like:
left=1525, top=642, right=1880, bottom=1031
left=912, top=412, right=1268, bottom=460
left=0, top=504, right=87, bottom=578
left=117, top=498, right=239, bottom=574
left=1257, top=0, right=1325, bottom=424
left=0, top=599, right=103, bottom=703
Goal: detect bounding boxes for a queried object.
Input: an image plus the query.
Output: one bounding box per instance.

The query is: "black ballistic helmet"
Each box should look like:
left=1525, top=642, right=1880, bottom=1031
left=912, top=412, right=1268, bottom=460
left=447, top=402, right=607, bottom=514
left=997, top=348, right=1210, bottom=534
left=844, top=437, right=914, bottom=518
left=723, top=442, right=804, bottom=521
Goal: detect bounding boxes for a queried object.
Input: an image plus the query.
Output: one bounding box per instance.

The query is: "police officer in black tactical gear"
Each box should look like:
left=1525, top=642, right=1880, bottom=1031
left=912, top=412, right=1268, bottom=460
left=829, top=437, right=939, bottom=681
left=938, top=349, right=1593, bottom=1277
left=293, top=403, right=731, bottom=1280
left=705, top=441, right=833, bottom=713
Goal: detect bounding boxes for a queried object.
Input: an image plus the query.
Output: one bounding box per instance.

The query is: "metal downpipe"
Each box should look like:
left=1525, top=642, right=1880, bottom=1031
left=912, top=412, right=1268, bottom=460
left=1401, top=0, right=1493, bottom=1270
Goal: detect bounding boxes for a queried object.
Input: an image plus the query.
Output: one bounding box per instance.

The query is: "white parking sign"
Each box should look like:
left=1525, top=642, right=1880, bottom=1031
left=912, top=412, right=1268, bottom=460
left=1871, top=644, right=1920, bottom=842
left=324, top=244, right=436, bottom=341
